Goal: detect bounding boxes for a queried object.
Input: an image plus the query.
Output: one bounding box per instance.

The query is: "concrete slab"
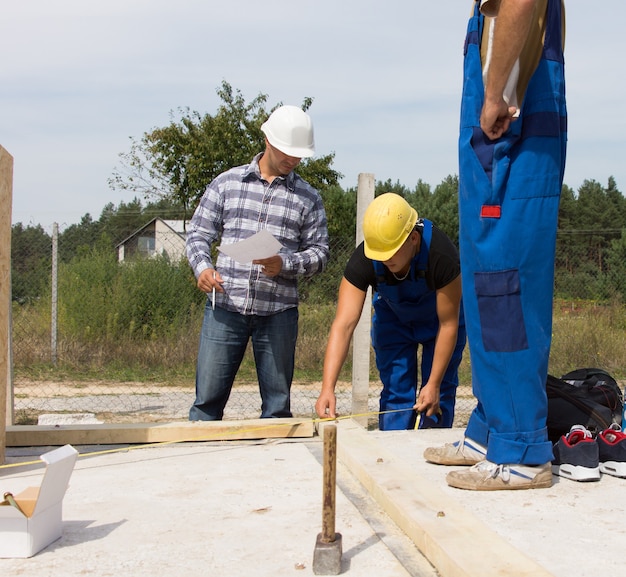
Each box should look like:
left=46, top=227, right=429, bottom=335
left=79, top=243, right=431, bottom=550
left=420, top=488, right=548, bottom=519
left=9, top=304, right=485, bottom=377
left=363, top=426, right=626, bottom=577
left=0, top=439, right=434, bottom=577
left=1, top=422, right=624, bottom=577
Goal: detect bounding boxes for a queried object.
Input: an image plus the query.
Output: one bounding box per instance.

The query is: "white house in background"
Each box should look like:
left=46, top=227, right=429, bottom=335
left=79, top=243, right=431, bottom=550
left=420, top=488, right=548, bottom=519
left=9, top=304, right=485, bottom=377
left=116, top=218, right=188, bottom=262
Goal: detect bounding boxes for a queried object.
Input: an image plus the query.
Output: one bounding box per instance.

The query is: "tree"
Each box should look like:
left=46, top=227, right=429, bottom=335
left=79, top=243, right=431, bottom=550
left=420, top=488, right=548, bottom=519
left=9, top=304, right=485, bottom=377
left=554, top=179, right=626, bottom=300
left=59, top=214, right=102, bottom=262
left=425, top=175, right=460, bottom=245
left=375, top=178, right=411, bottom=198
left=573, top=179, right=624, bottom=272
left=606, top=230, right=626, bottom=299
left=606, top=176, right=626, bottom=225
left=109, top=80, right=341, bottom=215
left=558, top=184, right=577, bottom=231
left=408, top=179, right=434, bottom=214
left=556, top=184, right=578, bottom=275
left=321, top=185, right=357, bottom=242
left=59, top=200, right=147, bottom=262
left=99, top=198, right=148, bottom=246
left=11, top=223, right=51, bottom=303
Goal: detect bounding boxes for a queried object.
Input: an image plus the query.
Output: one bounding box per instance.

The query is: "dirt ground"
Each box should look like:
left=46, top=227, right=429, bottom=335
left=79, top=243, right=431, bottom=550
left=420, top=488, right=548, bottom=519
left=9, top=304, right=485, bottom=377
left=13, top=378, right=193, bottom=397
left=10, top=378, right=476, bottom=426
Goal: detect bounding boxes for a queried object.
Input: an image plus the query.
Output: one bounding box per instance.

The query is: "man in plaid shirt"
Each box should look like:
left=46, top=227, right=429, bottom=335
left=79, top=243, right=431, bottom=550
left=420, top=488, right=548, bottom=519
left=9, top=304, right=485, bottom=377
left=186, top=105, right=329, bottom=421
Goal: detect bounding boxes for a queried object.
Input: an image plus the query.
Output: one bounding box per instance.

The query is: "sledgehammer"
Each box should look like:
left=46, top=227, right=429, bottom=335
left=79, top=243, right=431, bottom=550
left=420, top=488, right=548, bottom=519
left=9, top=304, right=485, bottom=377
left=312, top=423, right=342, bottom=575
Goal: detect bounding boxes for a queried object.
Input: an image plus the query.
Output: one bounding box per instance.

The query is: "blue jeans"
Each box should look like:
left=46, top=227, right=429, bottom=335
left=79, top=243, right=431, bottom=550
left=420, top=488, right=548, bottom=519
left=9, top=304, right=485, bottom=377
left=189, top=304, right=298, bottom=420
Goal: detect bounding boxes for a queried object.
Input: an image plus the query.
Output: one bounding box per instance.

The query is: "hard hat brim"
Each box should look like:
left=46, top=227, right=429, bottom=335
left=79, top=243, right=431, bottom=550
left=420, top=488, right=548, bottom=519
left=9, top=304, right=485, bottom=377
left=364, top=237, right=408, bottom=261
left=270, top=142, right=315, bottom=158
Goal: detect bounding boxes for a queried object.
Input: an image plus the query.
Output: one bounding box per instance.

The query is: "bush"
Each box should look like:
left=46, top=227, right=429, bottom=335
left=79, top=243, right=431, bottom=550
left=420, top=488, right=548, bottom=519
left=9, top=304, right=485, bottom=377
left=59, top=249, right=204, bottom=341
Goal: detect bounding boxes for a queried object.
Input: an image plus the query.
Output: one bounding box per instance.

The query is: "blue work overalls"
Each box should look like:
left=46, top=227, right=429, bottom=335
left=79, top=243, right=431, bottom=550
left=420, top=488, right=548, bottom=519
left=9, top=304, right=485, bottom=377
left=371, top=219, right=466, bottom=430
left=458, top=0, right=567, bottom=464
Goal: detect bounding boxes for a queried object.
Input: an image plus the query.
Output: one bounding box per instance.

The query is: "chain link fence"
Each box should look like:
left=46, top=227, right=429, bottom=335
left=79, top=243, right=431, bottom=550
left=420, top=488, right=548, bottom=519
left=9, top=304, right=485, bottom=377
left=9, top=223, right=624, bottom=428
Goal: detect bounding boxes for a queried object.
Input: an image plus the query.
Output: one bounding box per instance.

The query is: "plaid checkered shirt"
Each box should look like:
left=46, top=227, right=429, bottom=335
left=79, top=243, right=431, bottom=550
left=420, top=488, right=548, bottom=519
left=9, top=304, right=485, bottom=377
left=186, top=153, right=329, bottom=316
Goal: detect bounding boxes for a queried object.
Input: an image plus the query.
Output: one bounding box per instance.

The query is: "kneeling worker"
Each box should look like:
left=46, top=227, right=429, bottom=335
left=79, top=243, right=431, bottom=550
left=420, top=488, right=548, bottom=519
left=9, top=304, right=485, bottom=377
left=315, top=193, right=466, bottom=430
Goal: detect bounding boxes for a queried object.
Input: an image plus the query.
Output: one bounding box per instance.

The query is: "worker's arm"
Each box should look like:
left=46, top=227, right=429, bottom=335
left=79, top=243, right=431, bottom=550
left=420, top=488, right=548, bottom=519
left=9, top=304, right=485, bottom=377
left=480, top=0, right=538, bottom=139
left=315, top=278, right=368, bottom=419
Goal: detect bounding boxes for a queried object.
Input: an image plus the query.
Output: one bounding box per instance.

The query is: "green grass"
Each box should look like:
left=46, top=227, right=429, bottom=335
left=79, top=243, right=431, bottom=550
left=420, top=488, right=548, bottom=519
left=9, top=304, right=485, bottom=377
left=12, top=299, right=626, bottom=384
left=549, top=298, right=626, bottom=378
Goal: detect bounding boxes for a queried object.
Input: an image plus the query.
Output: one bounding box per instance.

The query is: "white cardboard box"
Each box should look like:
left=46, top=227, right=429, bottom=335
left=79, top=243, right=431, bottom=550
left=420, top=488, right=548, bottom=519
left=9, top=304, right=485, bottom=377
left=0, top=444, right=78, bottom=558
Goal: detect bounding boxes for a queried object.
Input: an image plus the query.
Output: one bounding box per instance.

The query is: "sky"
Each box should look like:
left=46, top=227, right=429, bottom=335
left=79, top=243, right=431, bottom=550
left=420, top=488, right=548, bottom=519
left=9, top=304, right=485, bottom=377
left=2, top=1, right=625, bottom=233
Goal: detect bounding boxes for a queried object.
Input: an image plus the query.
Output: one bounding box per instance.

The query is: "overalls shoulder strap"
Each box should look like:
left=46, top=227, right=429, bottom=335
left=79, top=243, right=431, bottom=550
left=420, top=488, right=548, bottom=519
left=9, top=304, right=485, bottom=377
left=373, top=258, right=387, bottom=284
left=414, top=218, right=433, bottom=277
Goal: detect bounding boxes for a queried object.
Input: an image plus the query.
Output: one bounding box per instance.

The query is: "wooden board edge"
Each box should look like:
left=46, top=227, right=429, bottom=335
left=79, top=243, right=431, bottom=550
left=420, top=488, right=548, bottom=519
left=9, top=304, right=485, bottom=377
left=334, top=419, right=555, bottom=577
left=6, top=419, right=314, bottom=447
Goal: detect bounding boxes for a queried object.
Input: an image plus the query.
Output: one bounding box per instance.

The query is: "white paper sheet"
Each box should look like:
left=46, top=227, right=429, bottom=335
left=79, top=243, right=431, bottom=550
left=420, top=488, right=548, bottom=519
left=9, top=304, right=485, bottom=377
left=217, top=229, right=283, bottom=264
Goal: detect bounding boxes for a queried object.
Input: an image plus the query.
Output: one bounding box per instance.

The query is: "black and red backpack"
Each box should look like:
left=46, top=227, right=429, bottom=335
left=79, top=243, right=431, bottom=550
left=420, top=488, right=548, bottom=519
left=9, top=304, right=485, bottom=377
left=546, top=368, right=623, bottom=443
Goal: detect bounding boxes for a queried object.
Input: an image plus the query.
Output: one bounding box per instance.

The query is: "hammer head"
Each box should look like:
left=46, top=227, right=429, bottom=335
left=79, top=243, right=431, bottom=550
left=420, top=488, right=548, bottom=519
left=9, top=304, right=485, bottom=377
left=312, top=532, right=342, bottom=575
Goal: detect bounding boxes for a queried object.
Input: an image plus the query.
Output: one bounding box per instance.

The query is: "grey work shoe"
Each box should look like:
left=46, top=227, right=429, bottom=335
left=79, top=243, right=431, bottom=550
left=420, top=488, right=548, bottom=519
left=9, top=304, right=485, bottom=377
left=423, top=437, right=487, bottom=466
left=446, top=460, right=553, bottom=491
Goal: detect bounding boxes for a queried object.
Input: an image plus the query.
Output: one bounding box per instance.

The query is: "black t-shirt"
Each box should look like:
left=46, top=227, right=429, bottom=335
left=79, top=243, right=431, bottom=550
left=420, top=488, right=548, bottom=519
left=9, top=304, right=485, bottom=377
left=344, top=222, right=461, bottom=292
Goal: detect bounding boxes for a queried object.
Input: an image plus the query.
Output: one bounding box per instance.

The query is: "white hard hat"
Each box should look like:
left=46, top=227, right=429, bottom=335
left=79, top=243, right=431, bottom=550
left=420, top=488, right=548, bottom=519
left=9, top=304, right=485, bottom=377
left=261, top=105, right=315, bottom=158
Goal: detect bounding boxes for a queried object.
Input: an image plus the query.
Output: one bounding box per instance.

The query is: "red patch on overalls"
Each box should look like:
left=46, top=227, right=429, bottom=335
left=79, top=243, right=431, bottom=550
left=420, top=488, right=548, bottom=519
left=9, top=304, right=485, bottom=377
left=480, top=205, right=501, bottom=218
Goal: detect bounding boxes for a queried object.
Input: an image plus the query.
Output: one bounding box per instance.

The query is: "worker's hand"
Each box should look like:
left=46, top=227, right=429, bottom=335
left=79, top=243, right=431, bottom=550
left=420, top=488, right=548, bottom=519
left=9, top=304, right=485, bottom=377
left=197, top=268, right=223, bottom=294
left=413, top=382, right=441, bottom=419
left=253, top=255, right=283, bottom=277
left=480, top=96, right=519, bottom=140
left=315, top=391, right=338, bottom=420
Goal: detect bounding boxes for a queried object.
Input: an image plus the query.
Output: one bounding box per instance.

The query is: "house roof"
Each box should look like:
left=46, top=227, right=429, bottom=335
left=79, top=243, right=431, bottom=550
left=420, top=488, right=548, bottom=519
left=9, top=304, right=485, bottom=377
left=115, top=218, right=187, bottom=249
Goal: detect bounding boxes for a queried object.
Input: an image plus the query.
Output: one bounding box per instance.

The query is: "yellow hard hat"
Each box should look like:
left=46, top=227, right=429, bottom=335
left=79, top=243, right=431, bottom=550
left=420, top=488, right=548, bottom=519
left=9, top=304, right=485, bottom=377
left=363, top=193, right=418, bottom=261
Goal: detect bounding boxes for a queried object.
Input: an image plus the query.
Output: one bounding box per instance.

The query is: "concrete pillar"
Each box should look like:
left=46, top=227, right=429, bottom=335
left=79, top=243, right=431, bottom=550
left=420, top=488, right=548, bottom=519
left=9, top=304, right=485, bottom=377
left=0, top=146, right=13, bottom=464
left=351, top=174, right=375, bottom=427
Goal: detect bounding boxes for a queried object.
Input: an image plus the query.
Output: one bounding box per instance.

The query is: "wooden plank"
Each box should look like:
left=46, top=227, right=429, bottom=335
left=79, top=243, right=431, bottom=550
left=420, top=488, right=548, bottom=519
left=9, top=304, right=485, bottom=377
left=333, top=419, right=555, bottom=577
left=6, top=418, right=314, bottom=447
left=0, top=145, right=14, bottom=465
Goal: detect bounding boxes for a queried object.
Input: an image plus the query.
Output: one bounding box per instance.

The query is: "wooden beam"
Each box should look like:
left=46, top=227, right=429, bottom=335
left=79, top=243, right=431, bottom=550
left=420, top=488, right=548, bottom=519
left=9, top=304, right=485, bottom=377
left=6, top=418, right=314, bottom=447
left=333, top=420, right=553, bottom=577
left=0, top=146, right=14, bottom=465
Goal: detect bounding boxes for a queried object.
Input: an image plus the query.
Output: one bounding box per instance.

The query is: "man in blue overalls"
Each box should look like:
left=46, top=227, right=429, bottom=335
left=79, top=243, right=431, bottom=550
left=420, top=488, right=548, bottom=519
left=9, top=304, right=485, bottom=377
left=425, top=0, right=567, bottom=490
left=315, top=193, right=466, bottom=430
